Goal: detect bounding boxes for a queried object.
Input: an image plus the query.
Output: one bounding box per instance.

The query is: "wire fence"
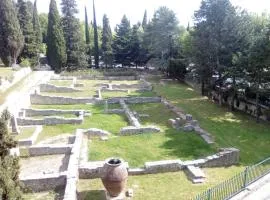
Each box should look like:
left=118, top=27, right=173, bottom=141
left=192, top=157, right=270, bottom=200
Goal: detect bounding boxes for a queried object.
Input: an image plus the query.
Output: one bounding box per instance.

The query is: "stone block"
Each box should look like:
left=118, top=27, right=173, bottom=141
left=186, top=114, right=193, bottom=121
left=183, top=124, right=194, bottom=132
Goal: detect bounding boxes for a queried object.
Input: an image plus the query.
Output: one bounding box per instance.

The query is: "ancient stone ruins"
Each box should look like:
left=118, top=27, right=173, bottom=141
left=3, top=72, right=240, bottom=200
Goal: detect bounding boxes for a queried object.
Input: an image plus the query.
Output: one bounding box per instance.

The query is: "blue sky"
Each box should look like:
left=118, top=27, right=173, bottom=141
left=32, top=0, right=270, bottom=28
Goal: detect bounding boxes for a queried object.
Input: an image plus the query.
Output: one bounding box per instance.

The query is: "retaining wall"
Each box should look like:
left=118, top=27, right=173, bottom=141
left=21, top=145, right=72, bottom=156
left=39, top=84, right=81, bottom=93
left=17, top=116, right=83, bottom=126
left=23, top=108, right=86, bottom=117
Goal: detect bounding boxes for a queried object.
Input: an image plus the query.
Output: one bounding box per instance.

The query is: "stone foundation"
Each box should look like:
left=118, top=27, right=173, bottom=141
left=17, top=116, right=83, bottom=126
left=23, top=108, right=88, bottom=117
left=39, top=83, right=82, bottom=93
left=21, top=145, right=72, bottom=157
left=120, top=126, right=161, bottom=135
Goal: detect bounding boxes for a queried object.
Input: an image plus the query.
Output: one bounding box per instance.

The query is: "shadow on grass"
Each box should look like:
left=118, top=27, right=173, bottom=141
left=161, top=128, right=216, bottom=160
left=77, top=190, right=105, bottom=200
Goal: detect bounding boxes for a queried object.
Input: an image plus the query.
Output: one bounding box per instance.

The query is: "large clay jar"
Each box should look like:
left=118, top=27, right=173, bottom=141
left=101, top=158, right=128, bottom=197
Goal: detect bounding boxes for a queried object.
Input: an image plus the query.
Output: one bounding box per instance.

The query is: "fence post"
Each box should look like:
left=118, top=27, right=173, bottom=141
left=242, top=167, right=248, bottom=188
left=207, top=189, right=211, bottom=200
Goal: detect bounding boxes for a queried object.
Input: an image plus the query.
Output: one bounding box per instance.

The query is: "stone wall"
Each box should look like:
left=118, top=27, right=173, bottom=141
left=30, top=94, right=99, bottom=105
left=21, top=145, right=72, bottom=156
left=120, top=126, right=161, bottom=135
left=83, top=128, right=111, bottom=137
left=39, top=84, right=81, bottom=93
left=23, top=108, right=86, bottom=117
left=21, top=174, right=66, bottom=192
left=17, top=116, right=83, bottom=126
left=79, top=148, right=240, bottom=178
left=120, top=99, right=141, bottom=127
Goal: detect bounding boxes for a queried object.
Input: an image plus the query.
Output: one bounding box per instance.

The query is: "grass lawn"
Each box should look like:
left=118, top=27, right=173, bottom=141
left=31, top=104, right=128, bottom=142
left=77, top=166, right=244, bottom=200
left=22, top=187, right=64, bottom=200
left=0, top=67, right=14, bottom=79
left=15, top=126, right=36, bottom=140
left=101, top=90, right=156, bottom=99
left=153, top=81, right=270, bottom=165
left=89, top=102, right=215, bottom=167
left=0, top=72, right=32, bottom=104
left=49, top=80, right=73, bottom=87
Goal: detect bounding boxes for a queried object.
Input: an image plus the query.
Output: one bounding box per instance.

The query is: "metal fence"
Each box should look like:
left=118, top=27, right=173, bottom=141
left=192, top=157, right=270, bottom=200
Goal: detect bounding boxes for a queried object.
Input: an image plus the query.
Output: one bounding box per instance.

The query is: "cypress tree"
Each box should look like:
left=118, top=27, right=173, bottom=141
left=33, top=0, right=42, bottom=51
left=47, top=0, right=67, bottom=73
left=101, top=14, right=113, bottom=68
left=17, top=0, right=37, bottom=65
left=142, top=10, right=147, bottom=30
left=0, top=0, right=24, bottom=66
left=93, top=0, right=99, bottom=68
left=61, top=0, right=87, bottom=70
left=0, top=110, right=22, bottom=199
left=85, top=6, right=91, bottom=65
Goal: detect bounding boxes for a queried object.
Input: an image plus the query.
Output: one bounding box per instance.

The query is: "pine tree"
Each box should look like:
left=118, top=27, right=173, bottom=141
left=93, top=0, right=99, bottom=68
left=130, top=24, right=140, bottom=66
left=17, top=0, right=37, bottom=65
left=85, top=6, right=91, bottom=66
left=47, top=0, right=67, bottom=73
left=61, top=0, right=87, bottom=70
left=0, top=0, right=24, bottom=66
left=101, top=14, right=113, bottom=68
left=113, top=15, right=132, bottom=66
left=0, top=110, right=22, bottom=199
left=33, top=0, right=42, bottom=52
left=142, top=10, right=147, bottom=30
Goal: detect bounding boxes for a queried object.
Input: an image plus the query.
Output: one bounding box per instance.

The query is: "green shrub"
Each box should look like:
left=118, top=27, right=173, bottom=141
left=168, top=59, right=187, bottom=80
left=19, top=58, right=31, bottom=68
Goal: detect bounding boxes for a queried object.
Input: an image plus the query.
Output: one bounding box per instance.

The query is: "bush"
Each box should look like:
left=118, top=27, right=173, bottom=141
left=19, top=58, right=31, bottom=68
left=168, top=59, right=187, bottom=80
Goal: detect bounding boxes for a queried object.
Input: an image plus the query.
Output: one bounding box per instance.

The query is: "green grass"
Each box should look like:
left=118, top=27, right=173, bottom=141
left=33, top=104, right=128, bottom=142
left=89, top=102, right=215, bottom=167
left=153, top=81, right=270, bottom=165
left=0, top=72, right=32, bottom=104
left=49, top=80, right=72, bottom=87
left=15, top=127, right=36, bottom=140
left=22, top=187, right=64, bottom=200
left=0, top=67, right=14, bottom=78
left=89, top=133, right=214, bottom=167
left=102, top=90, right=156, bottom=99
left=77, top=166, right=245, bottom=200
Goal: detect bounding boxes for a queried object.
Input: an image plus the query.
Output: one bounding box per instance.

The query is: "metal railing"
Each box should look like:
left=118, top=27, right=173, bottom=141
left=193, top=157, right=270, bottom=200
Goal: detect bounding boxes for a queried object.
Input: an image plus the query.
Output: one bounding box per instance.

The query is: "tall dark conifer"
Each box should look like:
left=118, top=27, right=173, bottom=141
left=85, top=6, right=91, bottom=65
left=93, top=0, right=99, bottom=68
left=142, top=10, right=147, bottom=30
left=101, top=14, right=113, bottom=67
left=61, top=0, right=87, bottom=70
left=33, top=0, right=42, bottom=51
left=0, top=0, right=24, bottom=66
left=47, top=0, right=67, bottom=73
left=17, top=0, right=37, bottom=65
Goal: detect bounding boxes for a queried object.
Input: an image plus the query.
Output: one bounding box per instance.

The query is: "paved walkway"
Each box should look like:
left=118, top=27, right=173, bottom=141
left=0, top=71, right=53, bottom=114
left=230, top=173, right=270, bottom=200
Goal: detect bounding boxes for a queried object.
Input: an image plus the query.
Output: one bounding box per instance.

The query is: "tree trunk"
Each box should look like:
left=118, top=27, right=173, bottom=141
left=256, top=91, right=260, bottom=123
left=230, top=76, right=236, bottom=111
left=201, top=80, right=205, bottom=96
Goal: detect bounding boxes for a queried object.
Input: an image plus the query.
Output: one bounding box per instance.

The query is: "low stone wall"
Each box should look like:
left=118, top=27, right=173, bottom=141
left=120, top=126, right=161, bottom=135
left=30, top=94, right=99, bottom=105
left=105, top=109, right=125, bottom=114
left=39, top=83, right=81, bottom=93
left=83, top=128, right=111, bottom=137
left=21, top=145, right=72, bottom=156
left=63, top=129, right=83, bottom=200
left=21, top=173, right=66, bottom=192
left=107, top=97, right=161, bottom=104
left=23, top=108, right=86, bottom=117
left=17, top=116, right=83, bottom=126
left=120, top=99, right=141, bottom=127
left=79, top=148, right=240, bottom=178
left=18, top=125, right=43, bottom=146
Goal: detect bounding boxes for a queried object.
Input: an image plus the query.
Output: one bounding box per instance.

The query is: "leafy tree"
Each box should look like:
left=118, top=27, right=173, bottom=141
left=142, top=10, right=147, bottom=30
left=0, top=0, right=24, bottom=66
left=101, top=14, right=113, bottom=67
left=93, top=0, right=99, bottom=68
left=144, top=7, right=179, bottom=70
left=47, top=0, right=67, bottom=73
left=17, top=0, right=37, bottom=66
left=32, top=0, right=42, bottom=52
left=113, top=15, right=132, bottom=66
left=0, top=110, right=22, bottom=199
left=61, top=0, right=87, bottom=70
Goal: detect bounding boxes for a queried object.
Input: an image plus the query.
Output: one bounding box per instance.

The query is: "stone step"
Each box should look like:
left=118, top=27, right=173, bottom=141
left=186, top=165, right=206, bottom=184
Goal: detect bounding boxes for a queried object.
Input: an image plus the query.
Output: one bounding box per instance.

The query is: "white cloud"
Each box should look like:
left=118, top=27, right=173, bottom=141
left=33, top=0, right=270, bottom=28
